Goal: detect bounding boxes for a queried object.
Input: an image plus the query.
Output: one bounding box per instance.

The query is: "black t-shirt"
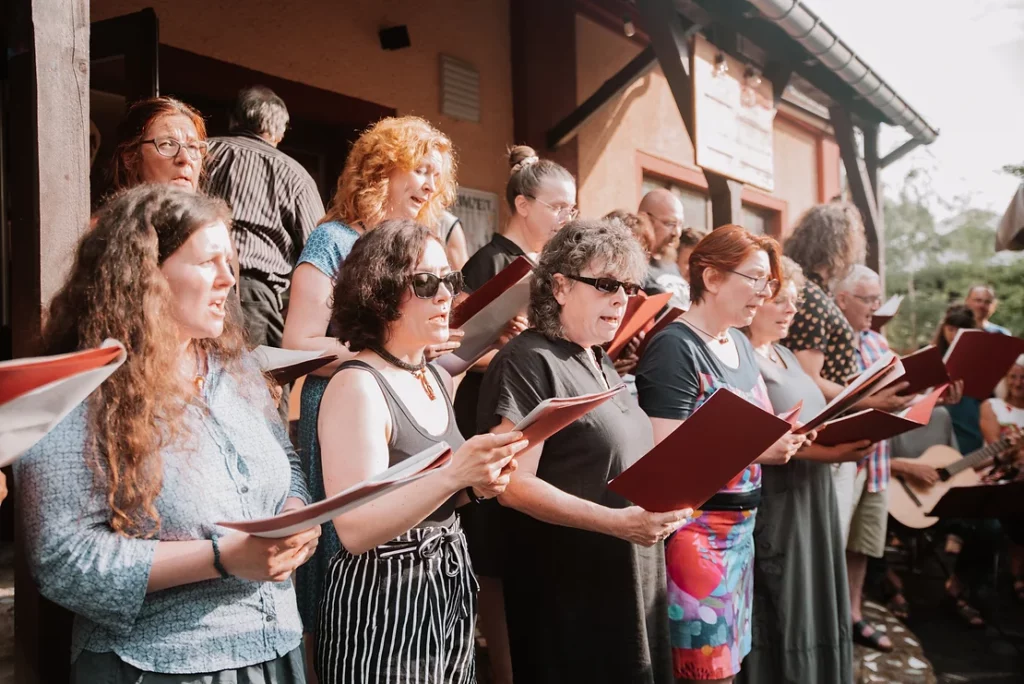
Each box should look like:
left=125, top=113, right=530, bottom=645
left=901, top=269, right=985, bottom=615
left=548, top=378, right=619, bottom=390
left=645, top=258, right=691, bottom=310
left=453, top=232, right=527, bottom=435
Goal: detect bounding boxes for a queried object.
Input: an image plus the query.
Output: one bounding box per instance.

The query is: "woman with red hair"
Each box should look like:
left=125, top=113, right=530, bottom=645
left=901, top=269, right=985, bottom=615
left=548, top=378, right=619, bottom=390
left=635, top=225, right=808, bottom=683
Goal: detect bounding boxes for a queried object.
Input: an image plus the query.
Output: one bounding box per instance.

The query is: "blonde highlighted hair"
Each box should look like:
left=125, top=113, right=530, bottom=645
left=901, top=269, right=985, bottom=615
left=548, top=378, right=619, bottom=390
left=324, top=116, right=456, bottom=230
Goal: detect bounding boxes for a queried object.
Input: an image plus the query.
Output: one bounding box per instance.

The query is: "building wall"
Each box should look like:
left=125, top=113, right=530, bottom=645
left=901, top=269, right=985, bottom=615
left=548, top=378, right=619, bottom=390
left=91, top=0, right=515, bottom=206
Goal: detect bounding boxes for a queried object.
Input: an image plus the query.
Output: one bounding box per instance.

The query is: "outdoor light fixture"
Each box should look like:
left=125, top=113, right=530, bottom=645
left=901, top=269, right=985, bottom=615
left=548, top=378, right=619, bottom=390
left=713, top=53, right=729, bottom=78
left=622, top=15, right=636, bottom=38
left=741, top=66, right=762, bottom=107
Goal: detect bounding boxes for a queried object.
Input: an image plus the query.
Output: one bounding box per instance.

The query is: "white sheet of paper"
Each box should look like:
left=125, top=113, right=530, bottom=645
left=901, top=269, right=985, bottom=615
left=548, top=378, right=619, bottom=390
left=251, top=346, right=330, bottom=371
left=803, top=351, right=905, bottom=428
left=875, top=294, right=904, bottom=317
left=453, top=276, right=532, bottom=363
left=0, top=339, right=127, bottom=466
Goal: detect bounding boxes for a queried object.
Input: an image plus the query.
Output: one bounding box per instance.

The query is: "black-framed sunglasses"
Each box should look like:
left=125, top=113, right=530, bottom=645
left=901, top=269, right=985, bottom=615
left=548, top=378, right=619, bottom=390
left=727, top=270, right=780, bottom=297
left=410, top=271, right=464, bottom=299
left=563, top=273, right=642, bottom=296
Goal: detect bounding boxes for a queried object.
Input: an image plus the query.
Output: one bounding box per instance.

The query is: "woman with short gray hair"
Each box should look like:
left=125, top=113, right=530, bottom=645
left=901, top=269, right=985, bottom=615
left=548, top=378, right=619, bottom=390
left=475, top=219, right=691, bottom=683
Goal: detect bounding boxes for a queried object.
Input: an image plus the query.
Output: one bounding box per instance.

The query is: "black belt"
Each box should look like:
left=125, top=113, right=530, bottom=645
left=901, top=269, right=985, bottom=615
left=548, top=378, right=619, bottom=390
left=702, top=488, right=761, bottom=512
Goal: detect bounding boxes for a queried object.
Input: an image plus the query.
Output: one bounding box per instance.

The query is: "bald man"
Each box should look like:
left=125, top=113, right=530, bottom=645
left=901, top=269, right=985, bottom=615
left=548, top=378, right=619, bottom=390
left=639, top=188, right=690, bottom=309
left=966, top=284, right=1011, bottom=335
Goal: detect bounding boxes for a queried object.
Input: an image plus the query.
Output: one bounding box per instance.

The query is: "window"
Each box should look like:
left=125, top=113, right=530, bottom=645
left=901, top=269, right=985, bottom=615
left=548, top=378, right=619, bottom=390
left=641, top=175, right=711, bottom=233
left=741, top=204, right=775, bottom=235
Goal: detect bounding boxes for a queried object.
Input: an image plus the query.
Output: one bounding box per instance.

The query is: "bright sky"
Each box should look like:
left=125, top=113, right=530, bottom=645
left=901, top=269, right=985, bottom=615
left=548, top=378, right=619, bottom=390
left=808, top=0, right=1024, bottom=218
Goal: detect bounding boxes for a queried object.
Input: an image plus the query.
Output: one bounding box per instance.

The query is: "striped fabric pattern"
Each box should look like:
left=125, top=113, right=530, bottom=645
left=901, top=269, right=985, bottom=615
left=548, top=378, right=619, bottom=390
left=315, top=521, right=478, bottom=683
left=203, top=133, right=325, bottom=295
left=855, top=329, right=892, bottom=492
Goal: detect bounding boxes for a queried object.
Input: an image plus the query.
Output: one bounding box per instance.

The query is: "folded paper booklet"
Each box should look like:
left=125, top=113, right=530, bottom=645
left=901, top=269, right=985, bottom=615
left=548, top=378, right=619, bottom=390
left=871, top=294, right=904, bottom=332
left=447, top=256, right=534, bottom=368
left=815, top=384, right=947, bottom=447
left=633, top=307, right=685, bottom=360
left=252, top=346, right=338, bottom=386
left=795, top=351, right=905, bottom=434
left=895, top=345, right=950, bottom=397
left=513, top=384, right=626, bottom=445
left=606, top=292, right=673, bottom=361
left=0, top=339, right=127, bottom=466
left=218, top=442, right=453, bottom=538
left=943, top=329, right=1024, bottom=400
left=607, top=388, right=792, bottom=512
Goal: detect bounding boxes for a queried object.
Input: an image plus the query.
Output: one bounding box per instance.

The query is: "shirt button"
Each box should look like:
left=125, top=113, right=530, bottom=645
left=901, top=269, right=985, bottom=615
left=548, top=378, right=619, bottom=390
left=265, top=614, right=274, bottom=623
left=240, top=486, right=249, bottom=494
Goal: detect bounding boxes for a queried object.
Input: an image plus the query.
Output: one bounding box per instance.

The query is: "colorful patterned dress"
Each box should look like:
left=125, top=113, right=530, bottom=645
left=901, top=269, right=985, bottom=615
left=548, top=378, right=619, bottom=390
left=636, top=323, right=771, bottom=680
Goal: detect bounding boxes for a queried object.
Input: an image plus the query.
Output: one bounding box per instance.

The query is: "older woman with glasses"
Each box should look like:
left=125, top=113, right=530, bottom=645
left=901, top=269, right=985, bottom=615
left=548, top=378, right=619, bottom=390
left=314, top=219, right=528, bottom=683
left=636, top=225, right=808, bottom=684
left=738, top=256, right=868, bottom=684
left=476, top=219, right=691, bottom=684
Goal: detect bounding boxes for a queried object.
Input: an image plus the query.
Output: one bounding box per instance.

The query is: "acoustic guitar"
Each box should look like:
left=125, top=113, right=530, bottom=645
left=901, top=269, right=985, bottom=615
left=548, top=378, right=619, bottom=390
left=888, top=433, right=1017, bottom=529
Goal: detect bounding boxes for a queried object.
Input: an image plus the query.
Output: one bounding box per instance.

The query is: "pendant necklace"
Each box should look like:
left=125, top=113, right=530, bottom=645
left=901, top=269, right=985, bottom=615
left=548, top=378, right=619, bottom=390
left=371, top=345, right=436, bottom=401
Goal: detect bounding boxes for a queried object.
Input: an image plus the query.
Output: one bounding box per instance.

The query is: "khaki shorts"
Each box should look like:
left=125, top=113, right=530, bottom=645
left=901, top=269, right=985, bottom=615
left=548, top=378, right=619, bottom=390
left=847, top=466, right=890, bottom=558
left=831, top=462, right=858, bottom=547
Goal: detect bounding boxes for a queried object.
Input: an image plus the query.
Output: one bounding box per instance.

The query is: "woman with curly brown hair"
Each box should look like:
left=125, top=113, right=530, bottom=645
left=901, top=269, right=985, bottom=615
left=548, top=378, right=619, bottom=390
left=15, top=184, right=319, bottom=682
left=281, top=115, right=464, bottom=635
left=313, top=219, right=527, bottom=683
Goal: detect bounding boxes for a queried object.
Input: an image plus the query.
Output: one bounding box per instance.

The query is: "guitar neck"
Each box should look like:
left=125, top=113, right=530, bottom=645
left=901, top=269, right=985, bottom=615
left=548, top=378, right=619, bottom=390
left=945, top=437, right=1013, bottom=476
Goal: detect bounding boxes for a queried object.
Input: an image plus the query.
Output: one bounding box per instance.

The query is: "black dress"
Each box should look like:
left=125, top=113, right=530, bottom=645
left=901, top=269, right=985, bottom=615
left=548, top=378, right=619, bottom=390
left=476, top=330, right=673, bottom=684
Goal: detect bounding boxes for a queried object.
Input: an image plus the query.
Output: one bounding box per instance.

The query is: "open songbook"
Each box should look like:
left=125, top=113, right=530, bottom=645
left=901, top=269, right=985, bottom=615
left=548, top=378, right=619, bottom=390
left=512, top=384, right=625, bottom=445
left=943, top=329, right=1024, bottom=400
left=814, top=384, right=947, bottom=447
left=252, top=346, right=338, bottom=385
left=0, top=339, right=127, bottom=466
left=794, top=351, right=906, bottom=434
left=437, top=256, right=535, bottom=375
left=870, top=294, right=904, bottom=332
left=608, top=388, right=792, bottom=512
left=605, top=293, right=673, bottom=361
left=895, top=345, right=950, bottom=397
left=218, top=442, right=454, bottom=538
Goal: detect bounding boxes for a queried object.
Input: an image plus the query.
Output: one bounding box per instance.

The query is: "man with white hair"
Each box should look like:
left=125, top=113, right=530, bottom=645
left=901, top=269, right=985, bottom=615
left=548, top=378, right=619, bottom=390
left=834, top=265, right=932, bottom=651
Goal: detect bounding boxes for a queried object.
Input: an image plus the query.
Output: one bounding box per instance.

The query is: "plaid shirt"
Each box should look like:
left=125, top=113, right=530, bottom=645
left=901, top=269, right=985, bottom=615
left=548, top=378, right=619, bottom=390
left=855, top=329, right=892, bottom=492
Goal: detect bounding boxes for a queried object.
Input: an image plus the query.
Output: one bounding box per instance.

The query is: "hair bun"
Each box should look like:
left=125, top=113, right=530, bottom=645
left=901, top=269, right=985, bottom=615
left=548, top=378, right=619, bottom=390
left=508, top=145, right=540, bottom=175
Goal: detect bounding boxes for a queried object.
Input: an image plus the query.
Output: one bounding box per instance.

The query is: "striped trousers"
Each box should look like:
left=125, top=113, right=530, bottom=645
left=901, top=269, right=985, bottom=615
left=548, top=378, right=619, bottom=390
left=315, top=518, right=478, bottom=683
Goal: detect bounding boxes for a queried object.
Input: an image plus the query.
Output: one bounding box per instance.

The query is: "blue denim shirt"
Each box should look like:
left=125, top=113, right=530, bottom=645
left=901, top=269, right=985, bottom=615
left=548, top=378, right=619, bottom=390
left=14, top=354, right=310, bottom=673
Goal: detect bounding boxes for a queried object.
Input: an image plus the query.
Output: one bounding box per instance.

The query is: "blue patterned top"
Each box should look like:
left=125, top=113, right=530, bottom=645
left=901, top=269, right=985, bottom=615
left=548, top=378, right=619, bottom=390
left=293, top=220, right=360, bottom=630
left=14, top=354, right=310, bottom=673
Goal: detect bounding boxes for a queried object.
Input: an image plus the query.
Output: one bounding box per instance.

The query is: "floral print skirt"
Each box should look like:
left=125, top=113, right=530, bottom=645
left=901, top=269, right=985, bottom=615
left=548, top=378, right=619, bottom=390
left=666, top=509, right=756, bottom=680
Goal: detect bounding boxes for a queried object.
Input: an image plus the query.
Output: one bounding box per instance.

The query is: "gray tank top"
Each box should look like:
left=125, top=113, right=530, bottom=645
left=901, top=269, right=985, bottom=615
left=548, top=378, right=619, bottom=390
left=335, top=360, right=465, bottom=527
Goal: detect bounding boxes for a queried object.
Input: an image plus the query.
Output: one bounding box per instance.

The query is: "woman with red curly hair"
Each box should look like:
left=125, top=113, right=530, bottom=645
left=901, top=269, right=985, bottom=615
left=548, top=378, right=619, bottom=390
left=281, top=115, right=463, bottom=635
left=635, top=225, right=808, bottom=683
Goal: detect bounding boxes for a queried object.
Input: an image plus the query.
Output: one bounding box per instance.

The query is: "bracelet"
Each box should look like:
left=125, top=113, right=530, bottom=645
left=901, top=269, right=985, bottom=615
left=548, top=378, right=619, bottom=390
left=210, top=534, right=231, bottom=579
left=465, top=486, right=485, bottom=505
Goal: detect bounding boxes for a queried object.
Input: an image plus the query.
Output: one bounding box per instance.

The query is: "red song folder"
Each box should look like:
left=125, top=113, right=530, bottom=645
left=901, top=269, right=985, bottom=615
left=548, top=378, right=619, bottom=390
left=449, top=256, right=533, bottom=330
left=0, top=344, right=123, bottom=405
left=795, top=352, right=905, bottom=434
left=218, top=442, right=453, bottom=538
left=633, top=307, right=686, bottom=360
left=896, top=345, right=950, bottom=397
left=252, top=346, right=338, bottom=386
left=513, top=384, right=625, bottom=445
left=606, top=292, right=673, bottom=361
left=815, top=384, right=947, bottom=447
left=943, top=329, right=1024, bottom=400
left=871, top=294, right=903, bottom=332
left=607, top=388, right=791, bottom=512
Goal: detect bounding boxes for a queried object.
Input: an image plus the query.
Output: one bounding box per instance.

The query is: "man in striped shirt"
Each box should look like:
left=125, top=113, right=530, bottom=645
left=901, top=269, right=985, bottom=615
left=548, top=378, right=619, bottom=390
left=204, top=86, right=325, bottom=354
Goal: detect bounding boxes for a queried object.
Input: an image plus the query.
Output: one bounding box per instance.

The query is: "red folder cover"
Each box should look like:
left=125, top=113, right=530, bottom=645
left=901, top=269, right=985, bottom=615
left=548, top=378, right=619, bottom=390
left=897, top=345, right=950, bottom=397
left=607, top=389, right=791, bottom=512
left=218, top=442, right=453, bottom=538
left=634, top=307, right=685, bottom=360
left=795, top=352, right=904, bottom=434
left=944, top=329, right=1024, bottom=399
left=606, top=292, right=673, bottom=361
left=268, top=356, right=337, bottom=385
left=514, top=385, right=625, bottom=445
left=870, top=294, right=903, bottom=332
left=815, top=384, right=947, bottom=447
left=449, top=256, right=533, bottom=330
left=0, top=345, right=123, bottom=405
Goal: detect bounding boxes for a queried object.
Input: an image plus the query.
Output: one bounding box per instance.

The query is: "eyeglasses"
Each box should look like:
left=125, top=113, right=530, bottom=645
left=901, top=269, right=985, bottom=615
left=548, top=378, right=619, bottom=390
left=642, top=211, right=683, bottom=233
left=728, top=270, right=780, bottom=297
left=563, top=274, right=642, bottom=296
left=526, top=195, right=578, bottom=221
left=141, top=137, right=210, bottom=160
left=852, top=294, right=883, bottom=306
left=410, top=271, right=464, bottom=299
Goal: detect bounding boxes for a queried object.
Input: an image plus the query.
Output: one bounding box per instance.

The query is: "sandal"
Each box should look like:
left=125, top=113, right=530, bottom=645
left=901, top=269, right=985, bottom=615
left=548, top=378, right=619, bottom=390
left=886, top=592, right=911, bottom=621
left=946, top=594, right=985, bottom=628
left=852, top=619, right=893, bottom=652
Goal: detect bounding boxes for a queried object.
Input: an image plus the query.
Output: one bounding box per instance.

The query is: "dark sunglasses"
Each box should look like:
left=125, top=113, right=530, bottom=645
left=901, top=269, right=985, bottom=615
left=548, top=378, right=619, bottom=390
left=564, top=273, right=642, bottom=296
left=410, top=271, right=464, bottom=299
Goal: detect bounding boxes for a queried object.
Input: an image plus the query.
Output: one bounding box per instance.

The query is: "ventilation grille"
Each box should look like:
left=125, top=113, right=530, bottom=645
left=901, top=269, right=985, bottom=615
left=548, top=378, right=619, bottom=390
left=440, top=55, right=480, bottom=123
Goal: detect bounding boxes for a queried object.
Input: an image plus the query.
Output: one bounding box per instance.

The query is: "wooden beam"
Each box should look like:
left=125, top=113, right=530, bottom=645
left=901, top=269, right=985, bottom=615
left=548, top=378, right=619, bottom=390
left=829, top=106, right=884, bottom=278
left=547, top=45, right=657, bottom=149
left=763, top=60, right=794, bottom=108
left=8, top=0, right=89, bottom=682
left=705, top=171, right=744, bottom=228
left=879, top=137, right=923, bottom=169
left=637, top=0, right=696, bottom=136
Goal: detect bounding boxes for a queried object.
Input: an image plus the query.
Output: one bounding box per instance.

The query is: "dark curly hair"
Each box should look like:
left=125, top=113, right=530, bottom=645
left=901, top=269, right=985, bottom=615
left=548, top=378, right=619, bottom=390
left=330, top=218, right=443, bottom=351
left=933, top=304, right=977, bottom=356
left=783, top=202, right=865, bottom=282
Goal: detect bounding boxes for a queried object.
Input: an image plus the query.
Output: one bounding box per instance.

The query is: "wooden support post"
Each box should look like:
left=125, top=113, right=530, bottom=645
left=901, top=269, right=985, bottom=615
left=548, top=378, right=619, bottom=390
left=829, top=106, right=884, bottom=281
left=7, top=0, right=90, bottom=682
left=637, top=0, right=696, bottom=136
left=705, top=171, right=744, bottom=228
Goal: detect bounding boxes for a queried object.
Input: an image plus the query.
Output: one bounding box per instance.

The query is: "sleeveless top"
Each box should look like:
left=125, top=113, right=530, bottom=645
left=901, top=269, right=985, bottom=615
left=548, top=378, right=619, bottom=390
left=989, top=397, right=1024, bottom=433
left=334, top=359, right=466, bottom=528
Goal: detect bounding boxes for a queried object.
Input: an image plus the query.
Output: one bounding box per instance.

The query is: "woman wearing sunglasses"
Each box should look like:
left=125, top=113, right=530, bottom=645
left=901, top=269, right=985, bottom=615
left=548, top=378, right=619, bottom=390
left=476, top=219, right=692, bottom=683
left=314, top=219, right=529, bottom=683
left=635, top=224, right=808, bottom=684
